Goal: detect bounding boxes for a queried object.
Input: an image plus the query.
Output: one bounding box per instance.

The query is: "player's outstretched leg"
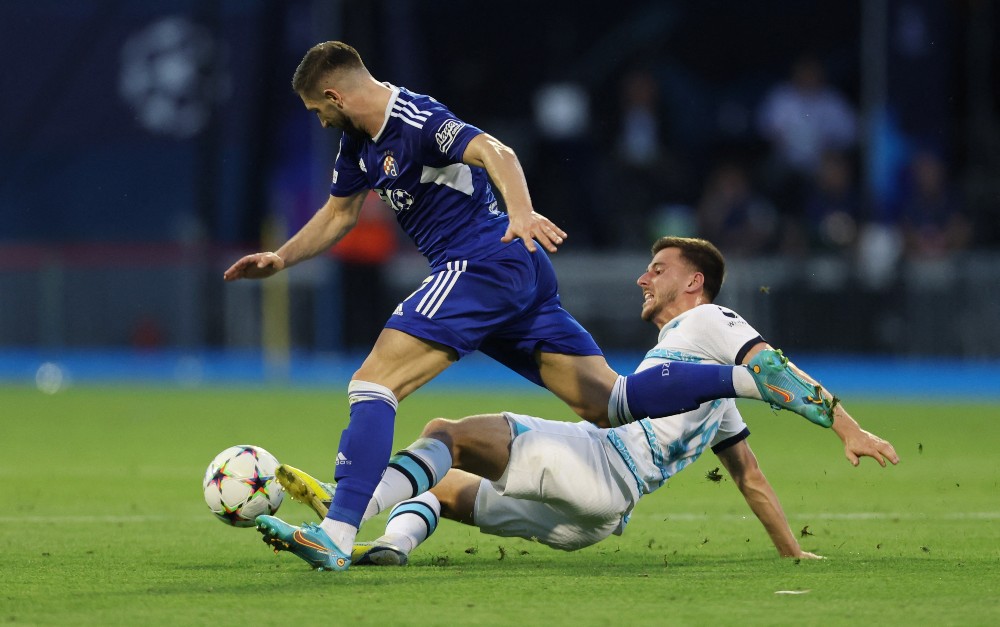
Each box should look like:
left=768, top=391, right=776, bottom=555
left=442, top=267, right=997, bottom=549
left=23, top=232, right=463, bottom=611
left=276, top=464, right=335, bottom=519
left=255, top=515, right=351, bottom=571
left=747, top=349, right=833, bottom=427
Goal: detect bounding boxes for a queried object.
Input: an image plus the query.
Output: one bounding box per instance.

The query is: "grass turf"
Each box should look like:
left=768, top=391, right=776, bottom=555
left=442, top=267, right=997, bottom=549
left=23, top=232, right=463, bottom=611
left=2, top=385, right=998, bottom=625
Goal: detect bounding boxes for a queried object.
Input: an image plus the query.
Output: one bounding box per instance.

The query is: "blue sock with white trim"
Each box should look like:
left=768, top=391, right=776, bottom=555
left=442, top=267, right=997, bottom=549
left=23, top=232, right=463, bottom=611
left=362, top=437, right=452, bottom=523
left=327, top=381, right=398, bottom=534
left=609, top=362, right=736, bottom=426
left=378, top=492, right=442, bottom=554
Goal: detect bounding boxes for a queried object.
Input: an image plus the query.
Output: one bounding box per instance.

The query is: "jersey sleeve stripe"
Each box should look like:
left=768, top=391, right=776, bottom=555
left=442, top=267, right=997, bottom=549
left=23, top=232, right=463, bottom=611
left=390, top=111, right=424, bottom=130
left=735, top=336, right=765, bottom=365
left=393, top=99, right=431, bottom=121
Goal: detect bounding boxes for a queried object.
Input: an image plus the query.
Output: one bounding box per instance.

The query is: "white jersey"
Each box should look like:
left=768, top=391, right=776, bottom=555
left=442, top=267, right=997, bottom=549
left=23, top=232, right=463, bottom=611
left=475, top=303, right=767, bottom=551
left=605, top=304, right=764, bottom=496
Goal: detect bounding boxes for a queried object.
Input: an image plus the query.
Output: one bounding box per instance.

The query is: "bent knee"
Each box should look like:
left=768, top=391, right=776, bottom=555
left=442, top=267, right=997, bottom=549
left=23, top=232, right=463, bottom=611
left=421, top=417, right=460, bottom=439
left=431, top=470, right=480, bottom=524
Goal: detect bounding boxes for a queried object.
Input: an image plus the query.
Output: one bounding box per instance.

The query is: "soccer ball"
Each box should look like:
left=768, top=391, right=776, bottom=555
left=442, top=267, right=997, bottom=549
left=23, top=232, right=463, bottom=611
left=202, top=445, right=284, bottom=527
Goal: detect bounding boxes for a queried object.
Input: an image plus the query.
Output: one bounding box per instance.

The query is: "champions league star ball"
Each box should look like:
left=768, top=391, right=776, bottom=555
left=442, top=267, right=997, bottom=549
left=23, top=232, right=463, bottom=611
left=202, top=445, right=284, bottom=527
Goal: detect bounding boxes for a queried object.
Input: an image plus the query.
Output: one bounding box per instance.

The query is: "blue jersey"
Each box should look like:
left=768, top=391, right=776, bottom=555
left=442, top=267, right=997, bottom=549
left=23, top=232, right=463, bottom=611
left=330, top=85, right=511, bottom=270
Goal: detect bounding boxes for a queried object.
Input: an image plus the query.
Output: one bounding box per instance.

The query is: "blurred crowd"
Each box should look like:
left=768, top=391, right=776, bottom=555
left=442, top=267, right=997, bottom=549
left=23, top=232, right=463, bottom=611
left=6, top=1, right=995, bottom=355
left=528, top=52, right=974, bottom=280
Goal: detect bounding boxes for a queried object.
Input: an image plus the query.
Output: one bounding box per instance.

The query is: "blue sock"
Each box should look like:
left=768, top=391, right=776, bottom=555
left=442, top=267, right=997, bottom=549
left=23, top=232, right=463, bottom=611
left=327, top=381, right=398, bottom=528
left=616, top=362, right=736, bottom=422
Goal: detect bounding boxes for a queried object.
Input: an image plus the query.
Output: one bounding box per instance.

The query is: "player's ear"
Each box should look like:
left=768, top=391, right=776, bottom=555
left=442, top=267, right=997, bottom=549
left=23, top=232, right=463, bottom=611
left=687, top=271, right=704, bottom=292
left=323, top=88, right=344, bottom=107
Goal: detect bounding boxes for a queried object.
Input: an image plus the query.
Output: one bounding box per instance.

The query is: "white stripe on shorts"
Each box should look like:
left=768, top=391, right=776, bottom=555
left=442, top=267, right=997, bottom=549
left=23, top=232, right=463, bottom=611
left=416, top=260, right=467, bottom=319
left=415, top=271, right=447, bottom=313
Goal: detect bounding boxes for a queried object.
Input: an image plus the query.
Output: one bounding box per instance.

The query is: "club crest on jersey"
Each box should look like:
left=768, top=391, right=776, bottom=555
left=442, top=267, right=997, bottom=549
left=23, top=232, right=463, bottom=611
left=435, top=119, right=465, bottom=154
left=382, top=153, right=399, bottom=177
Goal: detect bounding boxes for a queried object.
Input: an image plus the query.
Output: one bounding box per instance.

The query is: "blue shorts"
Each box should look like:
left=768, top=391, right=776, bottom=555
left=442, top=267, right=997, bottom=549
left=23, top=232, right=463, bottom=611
left=384, top=243, right=603, bottom=387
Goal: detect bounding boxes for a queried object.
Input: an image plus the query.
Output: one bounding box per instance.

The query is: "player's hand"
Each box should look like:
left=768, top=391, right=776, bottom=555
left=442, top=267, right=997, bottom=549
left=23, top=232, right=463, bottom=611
left=223, top=252, right=286, bottom=281
left=843, top=428, right=899, bottom=468
left=501, top=211, right=567, bottom=253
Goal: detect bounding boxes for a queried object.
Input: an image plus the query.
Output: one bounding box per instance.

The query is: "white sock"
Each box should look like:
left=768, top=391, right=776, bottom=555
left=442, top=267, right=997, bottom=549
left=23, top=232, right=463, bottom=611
left=362, top=438, right=452, bottom=523
left=377, top=492, right=442, bottom=554
left=733, top=366, right=762, bottom=399
left=319, top=518, right=358, bottom=555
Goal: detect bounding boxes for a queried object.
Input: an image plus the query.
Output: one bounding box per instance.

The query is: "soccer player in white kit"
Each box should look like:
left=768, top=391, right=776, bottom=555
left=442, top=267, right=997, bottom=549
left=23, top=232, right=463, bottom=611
left=277, top=237, right=898, bottom=563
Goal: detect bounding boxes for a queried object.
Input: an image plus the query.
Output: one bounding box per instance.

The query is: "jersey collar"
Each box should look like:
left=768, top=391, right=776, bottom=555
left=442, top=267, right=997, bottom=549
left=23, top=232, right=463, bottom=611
left=372, top=83, right=399, bottom=142
left=657, top=307, right=693, bottom=342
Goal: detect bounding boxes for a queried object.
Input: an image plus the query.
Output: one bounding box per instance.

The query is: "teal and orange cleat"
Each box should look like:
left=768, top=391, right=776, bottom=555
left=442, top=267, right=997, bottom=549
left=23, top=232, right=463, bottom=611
left=351, top=541, right=409, bottom=566
left=256, top=515, right=350, bottom=571
left=747, top=349, right=834, bottom=428
left=275, top=464, right=335, bottom=519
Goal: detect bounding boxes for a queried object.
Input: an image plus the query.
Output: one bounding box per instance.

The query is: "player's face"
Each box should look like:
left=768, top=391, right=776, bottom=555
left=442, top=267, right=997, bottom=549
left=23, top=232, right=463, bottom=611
left=637, top=247, right=697, bottom=324
left=300, top=92, right=364, bottom=137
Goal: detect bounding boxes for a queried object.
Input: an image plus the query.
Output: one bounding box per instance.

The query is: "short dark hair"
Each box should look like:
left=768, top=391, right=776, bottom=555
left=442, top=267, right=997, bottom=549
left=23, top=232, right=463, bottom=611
left=650, top=236, right=726, bottom=302
left=291, top=41, right=365, bottom=95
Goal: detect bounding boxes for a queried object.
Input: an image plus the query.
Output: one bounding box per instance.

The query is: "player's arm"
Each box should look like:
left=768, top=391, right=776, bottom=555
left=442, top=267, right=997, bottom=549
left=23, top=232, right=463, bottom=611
left=715, top=440, right=822, bottom=559
left=741, top=342, right=900, bottom=467
left=461, top=133, right=566, bottom=253
left=827, top=403, right=898, bottom=467
left=223, top=191, right=367, bottom=281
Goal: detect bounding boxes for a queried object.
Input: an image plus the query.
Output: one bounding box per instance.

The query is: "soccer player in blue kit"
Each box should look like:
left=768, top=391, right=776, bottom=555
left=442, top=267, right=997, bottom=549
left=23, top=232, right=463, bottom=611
left=223, top=42, right=831, bottom=571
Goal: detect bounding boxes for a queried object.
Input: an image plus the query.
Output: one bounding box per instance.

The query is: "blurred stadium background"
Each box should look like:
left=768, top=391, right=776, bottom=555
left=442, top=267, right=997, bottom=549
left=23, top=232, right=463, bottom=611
left=2, top=0, right=999, bottom=395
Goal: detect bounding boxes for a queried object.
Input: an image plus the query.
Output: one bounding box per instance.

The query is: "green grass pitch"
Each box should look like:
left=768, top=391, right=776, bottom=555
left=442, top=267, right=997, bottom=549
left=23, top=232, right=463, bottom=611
left=2, top=384, right=998, bottom=625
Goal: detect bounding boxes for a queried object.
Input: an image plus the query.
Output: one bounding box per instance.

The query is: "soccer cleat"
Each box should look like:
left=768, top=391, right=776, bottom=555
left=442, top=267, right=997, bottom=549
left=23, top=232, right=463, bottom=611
left=255, top=515, right=350, bottom=571
left=275, top=464, right=335, bottom=519
left=351, top=541, right=410, bottom=566
left=747, top=349, right=834, bottom=428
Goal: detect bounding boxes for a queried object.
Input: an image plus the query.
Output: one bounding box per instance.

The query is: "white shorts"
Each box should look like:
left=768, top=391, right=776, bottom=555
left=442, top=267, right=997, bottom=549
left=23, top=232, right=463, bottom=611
left=473, top=413, right=641, bottom=551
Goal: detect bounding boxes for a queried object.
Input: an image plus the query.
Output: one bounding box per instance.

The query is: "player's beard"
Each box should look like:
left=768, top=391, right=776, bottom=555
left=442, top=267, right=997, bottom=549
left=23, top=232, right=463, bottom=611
left=641, top=286, right=679, bottom=323
left=337, top=116, right=368, bottom=141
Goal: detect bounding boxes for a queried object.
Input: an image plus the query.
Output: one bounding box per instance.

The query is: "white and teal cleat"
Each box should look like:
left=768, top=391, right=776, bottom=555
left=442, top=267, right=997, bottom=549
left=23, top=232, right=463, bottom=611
left=747, top=349, right=834, bottom=428
left=256, top=515, right=350, bottom=571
